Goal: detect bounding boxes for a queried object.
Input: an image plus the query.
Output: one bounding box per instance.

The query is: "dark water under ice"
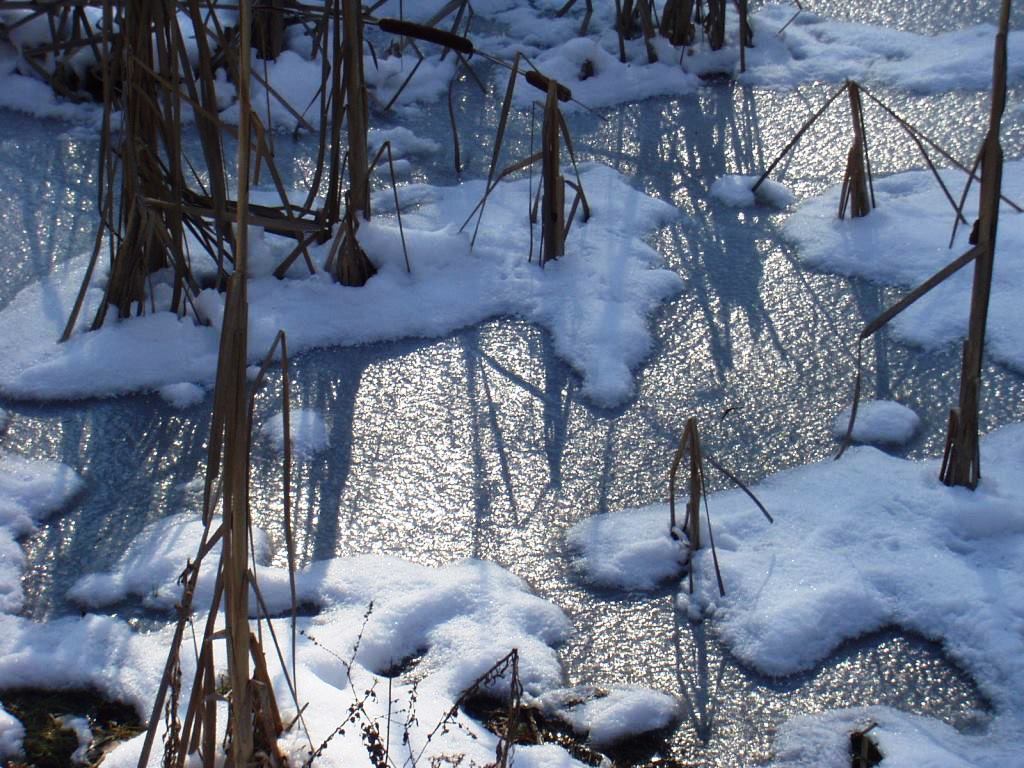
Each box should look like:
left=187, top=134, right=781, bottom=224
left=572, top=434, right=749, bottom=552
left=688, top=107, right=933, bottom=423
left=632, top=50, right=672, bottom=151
left=2, top=1, right=1023, bottom=765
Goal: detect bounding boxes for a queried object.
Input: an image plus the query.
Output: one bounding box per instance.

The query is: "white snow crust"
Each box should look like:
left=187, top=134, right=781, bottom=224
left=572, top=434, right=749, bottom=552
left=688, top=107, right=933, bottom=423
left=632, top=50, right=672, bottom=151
left=0, top=164, right=681, bottom=407
left=832, top=399, right=920, bottom=446
left=567, top=505, right=686, bottom=590
left=157, top=382, right=206, bottom=408
left=785, top=161, right=1024, bottom=373
left=4, top=2, right=1021, bottom=127
left=0, top=703, right=24, bottom=760
left=742, top=3, right=1024, bottom=92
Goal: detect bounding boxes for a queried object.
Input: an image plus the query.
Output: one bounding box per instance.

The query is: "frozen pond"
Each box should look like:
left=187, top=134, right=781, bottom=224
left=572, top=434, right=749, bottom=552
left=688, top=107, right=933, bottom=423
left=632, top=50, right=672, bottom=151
left=2, top=1, right=1023, bottom=764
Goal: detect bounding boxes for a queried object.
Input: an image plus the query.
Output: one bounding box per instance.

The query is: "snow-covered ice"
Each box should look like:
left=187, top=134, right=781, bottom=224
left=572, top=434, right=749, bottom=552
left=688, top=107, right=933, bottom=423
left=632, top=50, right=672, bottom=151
left=785, top=160, right=1024, bottom=373
left=567, top=505, right=686, bottom=590
left=15, top=512, right=594, bottom=766
left=0, top=703, right=24, bottom=761
left=157, top=382, right=206, bottom=408
left=571, top=423, right=1024, bottom=766
left=832, top=399, right=921, bottom=446
left=0, top=452, right=84, bottom=613
left=743, top=3, right=1024, bottom=92
left=0, top=164, right=682, bottom=407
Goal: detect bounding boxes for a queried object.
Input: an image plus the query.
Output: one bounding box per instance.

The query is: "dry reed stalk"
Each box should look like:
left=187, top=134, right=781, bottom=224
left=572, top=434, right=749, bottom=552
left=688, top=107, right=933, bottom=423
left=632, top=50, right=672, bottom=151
left=660, top=0, right=696, bottom=46
left=553, top=0, right=593, bottom=35
left=343, top=0, right=370, bottom=217
left=540, top=80, right=566, bottom=266
left=668, top=419, right=771, bottom=597
left=837, top=81, right=874, bottom=219
left=838, top=4, right=1011, bottom=489
left=940, top=0, right=1011, bottom=488
left=254, top=0, right=286, bottom=60
left=636, top=0, right=659, bottom=63
left=738, top=0, right=751, bottom=72
left=669, top=417, right=704, bottom=552
left=704, top=0, right=726, bottom=50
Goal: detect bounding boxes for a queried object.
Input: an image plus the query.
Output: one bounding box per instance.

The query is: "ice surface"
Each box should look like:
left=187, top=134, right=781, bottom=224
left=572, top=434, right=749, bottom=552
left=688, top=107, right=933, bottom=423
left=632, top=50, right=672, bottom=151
left=0, top=165, right=681, bottom=407
left=832, top=399, right=920, bottom=446
left=785, top=161, right=1024, bottom=373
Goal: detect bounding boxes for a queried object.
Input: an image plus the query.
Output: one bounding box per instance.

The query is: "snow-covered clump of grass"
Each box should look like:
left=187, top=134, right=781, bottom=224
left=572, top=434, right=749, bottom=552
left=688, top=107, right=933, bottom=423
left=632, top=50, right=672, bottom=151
left=712, top=175, right=796, bottom=208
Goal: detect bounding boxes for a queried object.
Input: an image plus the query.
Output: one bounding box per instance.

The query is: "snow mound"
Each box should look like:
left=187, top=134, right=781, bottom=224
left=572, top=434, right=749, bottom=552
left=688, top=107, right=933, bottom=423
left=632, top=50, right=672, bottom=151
left=832, top=400, right=920, bottom=446
left=567, top=506, right=686, bottom=590
left=581, top=424, right=1024, bottom=715
left=535, top=685, right=680, bottom=747
left=712, top=175, right=796, bottom=208
left=785, top=161, right=1024, bottom=373
left=0, top=164, right=681, bottom=407
left=516, top=36, right=699, bottom=110
left=260, top=408, right=329, bottom=457
left=158, top=382, right=205, bottom=408
left=67, top=509, right=571, bottom=696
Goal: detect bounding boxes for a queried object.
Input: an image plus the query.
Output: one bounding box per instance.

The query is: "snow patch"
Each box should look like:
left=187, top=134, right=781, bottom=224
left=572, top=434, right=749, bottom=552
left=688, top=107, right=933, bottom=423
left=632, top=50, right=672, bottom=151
left=567, top=506, right=686, bottom=590
left=260, top=408, right=329, bottom=457
left=0, top=452, right=84, bottom=613
left=785, top=161, right=1024, bottom=373
left=832, top=400, right=920, bottom=446
left=0, top=165, right=681, bottom=407
left=157, top=382, right=205, bottom=408
left=536, top=685, right=680, bottom=747
left=712, top=175, right=796, bottom=208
